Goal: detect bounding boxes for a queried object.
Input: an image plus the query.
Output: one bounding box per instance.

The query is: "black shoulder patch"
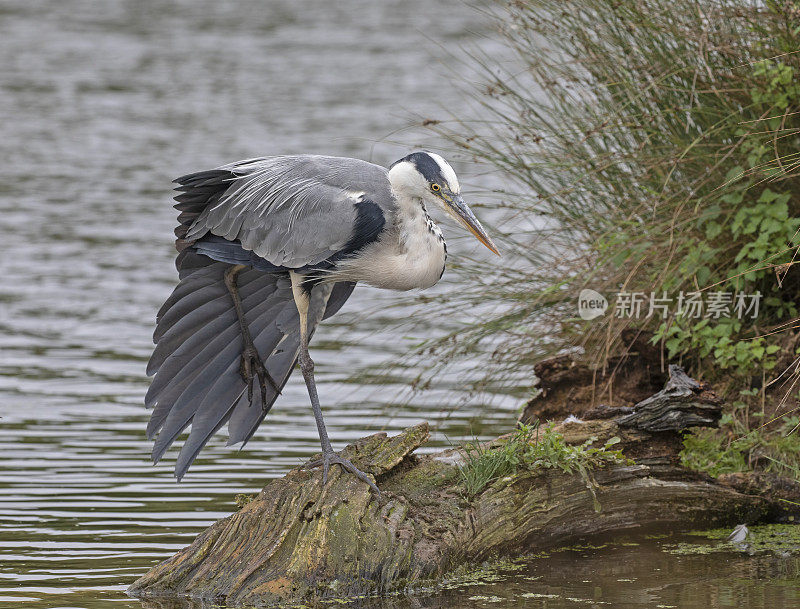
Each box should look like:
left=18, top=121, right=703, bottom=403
left=391, top=151, right=444, bottom=185
left=341, top=198, right=386, bottom=255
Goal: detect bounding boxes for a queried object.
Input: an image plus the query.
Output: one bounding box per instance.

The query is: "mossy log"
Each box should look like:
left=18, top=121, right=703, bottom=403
left=129, top=367, right=800, bottom=607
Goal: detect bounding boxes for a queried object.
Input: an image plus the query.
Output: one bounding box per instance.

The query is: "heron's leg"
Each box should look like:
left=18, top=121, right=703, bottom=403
left=223, top=264, right=281, bottom=410
left=290, top=272, right=379, bottom=495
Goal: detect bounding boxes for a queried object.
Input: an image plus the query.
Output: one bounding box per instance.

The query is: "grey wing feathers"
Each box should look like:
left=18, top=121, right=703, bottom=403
left=145, top=155, right=374, bottom=479
left=184, top=155, right=394, bottom=268
left=145, top=259, right=340, bottom=480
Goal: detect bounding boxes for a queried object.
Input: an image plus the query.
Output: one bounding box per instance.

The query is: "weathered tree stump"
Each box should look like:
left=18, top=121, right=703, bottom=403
left=616, top=365, right=722, bottom=432
left=129, top=366, right=799, bottom=607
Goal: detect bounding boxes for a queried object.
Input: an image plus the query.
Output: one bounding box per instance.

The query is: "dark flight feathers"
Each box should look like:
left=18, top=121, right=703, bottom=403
left=146, top=159, right=368, bottom=479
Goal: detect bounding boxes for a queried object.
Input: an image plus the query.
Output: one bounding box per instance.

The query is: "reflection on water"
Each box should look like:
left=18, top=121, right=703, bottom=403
left=1, top=1, right=798, bottom=608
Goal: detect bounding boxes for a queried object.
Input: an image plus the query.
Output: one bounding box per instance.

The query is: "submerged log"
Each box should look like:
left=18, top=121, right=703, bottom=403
left=129, top=367, right=798, bottom=607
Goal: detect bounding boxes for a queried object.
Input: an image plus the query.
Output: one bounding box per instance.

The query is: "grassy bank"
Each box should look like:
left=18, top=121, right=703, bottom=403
left=421, top=0, right=800, bottom=478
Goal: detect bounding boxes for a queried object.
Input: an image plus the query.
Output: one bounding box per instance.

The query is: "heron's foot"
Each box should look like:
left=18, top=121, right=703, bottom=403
left=239, top=345, right=280, bottom=410
left=304, top=450, right=380, bottom=495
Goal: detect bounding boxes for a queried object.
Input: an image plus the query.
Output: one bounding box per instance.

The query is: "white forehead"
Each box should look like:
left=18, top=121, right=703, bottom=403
left=428, top=152, right=460, bottom=193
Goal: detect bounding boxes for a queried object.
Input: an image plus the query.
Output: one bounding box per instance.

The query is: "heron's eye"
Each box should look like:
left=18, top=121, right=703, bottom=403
left=431, top=183, right=441, bottom=192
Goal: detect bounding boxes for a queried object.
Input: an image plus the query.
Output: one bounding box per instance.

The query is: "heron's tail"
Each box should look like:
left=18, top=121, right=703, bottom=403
left=145, top=258, right=303, bottom=480
left=172, top=168, right=237, bottom=273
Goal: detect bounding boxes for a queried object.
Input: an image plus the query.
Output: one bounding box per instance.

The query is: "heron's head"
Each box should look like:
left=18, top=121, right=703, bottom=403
left=388, top=151, right=499, bottom=255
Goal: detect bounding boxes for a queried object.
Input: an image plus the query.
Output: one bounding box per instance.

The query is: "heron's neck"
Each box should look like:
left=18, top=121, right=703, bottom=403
left=396, top=195, right=445, bottom=252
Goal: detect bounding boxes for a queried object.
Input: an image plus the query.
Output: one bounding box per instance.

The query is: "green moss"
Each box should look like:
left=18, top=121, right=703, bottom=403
left=666, top=524, right=800, bottom=556
left=234, top=493, right=257, bottom=509
left=436, top=557, right=526, bottom=591
left=387, top=457, right=456, bottom=496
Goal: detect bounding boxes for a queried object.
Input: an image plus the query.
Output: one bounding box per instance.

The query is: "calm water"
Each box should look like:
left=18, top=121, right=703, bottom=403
left=1, top=2, right=797, bottom=608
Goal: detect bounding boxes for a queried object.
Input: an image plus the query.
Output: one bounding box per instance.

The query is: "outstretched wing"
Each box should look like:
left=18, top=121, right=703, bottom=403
left=183, top=155, right=393, bottom=270
left=146, top=251, right=356, bottom=480
left=146, top=155, right=386, bottom=479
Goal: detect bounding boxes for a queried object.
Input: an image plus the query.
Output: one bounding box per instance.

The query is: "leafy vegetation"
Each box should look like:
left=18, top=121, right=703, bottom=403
left=422, top=0, right=800, bottom=391
left=681, top=411, right=800, bottom=478
left=457, top=423, right=630, bottom=499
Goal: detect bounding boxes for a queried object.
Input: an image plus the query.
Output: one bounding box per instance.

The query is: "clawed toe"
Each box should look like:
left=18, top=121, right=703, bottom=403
left=239, top=347, right=281, bottom=411
left=304, top=451, right=380, bottom=495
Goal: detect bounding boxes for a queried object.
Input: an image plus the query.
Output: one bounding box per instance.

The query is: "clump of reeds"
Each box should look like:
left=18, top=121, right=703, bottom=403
left=416, top=0, right=800, bottom=404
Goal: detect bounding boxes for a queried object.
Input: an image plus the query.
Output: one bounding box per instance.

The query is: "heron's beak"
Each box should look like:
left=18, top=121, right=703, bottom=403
left=446, top=195, right=500, bottom=256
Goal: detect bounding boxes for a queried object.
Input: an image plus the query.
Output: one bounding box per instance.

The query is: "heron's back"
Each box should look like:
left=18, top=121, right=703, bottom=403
left=182, top=155, right=395, bottom=272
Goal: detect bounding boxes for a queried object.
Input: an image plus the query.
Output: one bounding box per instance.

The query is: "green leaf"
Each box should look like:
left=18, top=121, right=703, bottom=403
left=758, top=188, right=780, bottom=204
left=705, top=222, right=723, bottom=239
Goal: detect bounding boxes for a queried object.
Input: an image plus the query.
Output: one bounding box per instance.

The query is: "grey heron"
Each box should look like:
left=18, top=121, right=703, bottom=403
left=145, top=151, right=498, bottom=492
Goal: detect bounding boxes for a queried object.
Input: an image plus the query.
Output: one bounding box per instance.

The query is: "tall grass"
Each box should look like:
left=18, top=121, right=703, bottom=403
left=413, top=0, right=800, bottom=410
